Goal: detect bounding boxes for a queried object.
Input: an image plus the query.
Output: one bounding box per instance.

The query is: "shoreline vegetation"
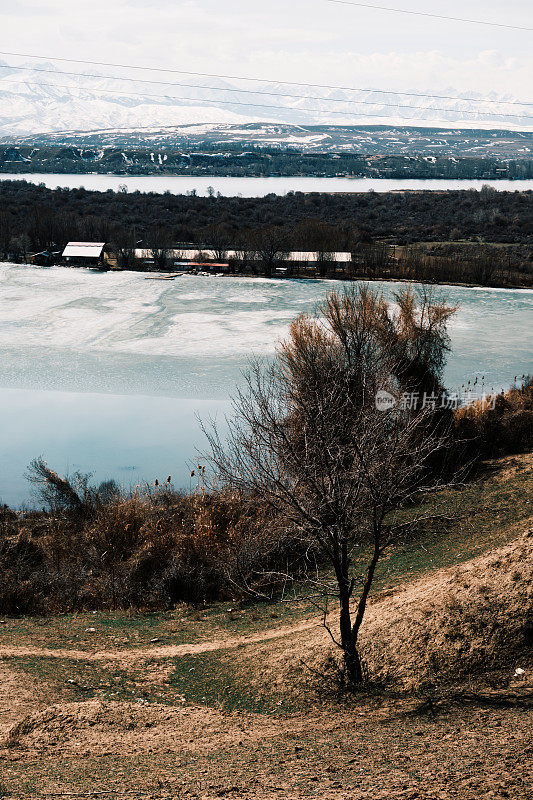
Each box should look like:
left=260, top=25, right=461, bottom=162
left=1, top=301, right=530, bottom=618
left=14, top=245, right=533, bottom=291
left=1, top=180, right=532, bottom=288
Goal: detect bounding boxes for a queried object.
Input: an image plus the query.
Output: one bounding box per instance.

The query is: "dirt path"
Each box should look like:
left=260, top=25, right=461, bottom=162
left=0, top=618, right=320, bottom=662
left=0, top=663, right=42, bottom=738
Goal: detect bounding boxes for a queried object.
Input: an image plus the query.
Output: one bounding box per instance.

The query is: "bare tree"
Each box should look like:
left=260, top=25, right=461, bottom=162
left=202, top=223, right=233, bottom=262
left=147, top=225, right=173, bottom=271
left=294, top=220, right=339, bottom=277
left=0, top=212, right=13, bottom=259
left=9, top=233, right=31, bottom=263
left=112, top=229, right=139, bottom=271
left=205, top=286, right=456, bottom=686
left=250, top=226, right=289, bottom=277
left=350, top=241, right=392, bottom=279
left=232, top=230, right=254, bottom=273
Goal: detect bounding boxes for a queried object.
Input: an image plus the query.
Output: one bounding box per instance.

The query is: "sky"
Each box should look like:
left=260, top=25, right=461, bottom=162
left=0, top=0, right=532, bottom=101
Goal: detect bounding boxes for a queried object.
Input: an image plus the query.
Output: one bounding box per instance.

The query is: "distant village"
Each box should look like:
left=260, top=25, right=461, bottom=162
left=1, top=144, right=532, bottom=180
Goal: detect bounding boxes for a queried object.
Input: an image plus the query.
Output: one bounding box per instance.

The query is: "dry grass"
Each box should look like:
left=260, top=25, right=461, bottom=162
left=360, top=530, right=533, bottom=689
left=0, top=487, right=292, bottom=614
left=256, top=528, right=532, bottom=698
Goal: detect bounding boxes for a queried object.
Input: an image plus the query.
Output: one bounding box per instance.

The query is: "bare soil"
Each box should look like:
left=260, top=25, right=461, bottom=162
left=0, top=686, right=531, bottom=799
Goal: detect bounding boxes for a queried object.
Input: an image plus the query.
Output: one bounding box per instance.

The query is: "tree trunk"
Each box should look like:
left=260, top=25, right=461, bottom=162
left=339, top=584, right=363, bottom=685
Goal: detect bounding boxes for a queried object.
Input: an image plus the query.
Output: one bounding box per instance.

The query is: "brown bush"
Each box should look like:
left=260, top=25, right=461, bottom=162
left=454, top=377, right=533, bottom=460
left=0, top=483, right=297, bottom=614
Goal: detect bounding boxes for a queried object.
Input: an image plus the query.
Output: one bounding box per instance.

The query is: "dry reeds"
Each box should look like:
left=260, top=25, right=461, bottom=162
left=455, top=377, right=533, bottom=460
left=0, top=481, right=292, bottom=614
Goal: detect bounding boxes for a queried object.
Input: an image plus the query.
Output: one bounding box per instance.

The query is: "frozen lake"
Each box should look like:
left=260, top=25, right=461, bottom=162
left=1, top=265, right=532, bottom=506
left=1, top=173, right=532, bottom=197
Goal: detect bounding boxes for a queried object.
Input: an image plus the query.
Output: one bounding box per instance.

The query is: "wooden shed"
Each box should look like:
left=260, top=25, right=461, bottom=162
left=62, top=242, right=109, bottom=268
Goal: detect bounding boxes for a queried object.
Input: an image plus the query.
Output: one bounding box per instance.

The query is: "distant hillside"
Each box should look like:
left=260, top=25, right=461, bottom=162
left=4, top=123, right=533, bottom=160
left=0, top=140, right=532, bottom=180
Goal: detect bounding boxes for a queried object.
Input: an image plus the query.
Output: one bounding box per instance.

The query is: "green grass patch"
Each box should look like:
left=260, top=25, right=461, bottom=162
left=166, top=649, right=299, bottom=714
left=5, top=646, right=298, bottom=714
left=3, top=656, right=139, bottom=703
left=0, top=609, right=201, bottom=652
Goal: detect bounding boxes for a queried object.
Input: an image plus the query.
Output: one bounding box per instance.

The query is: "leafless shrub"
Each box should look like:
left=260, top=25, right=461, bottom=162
left=0, top=474, right=293, bottom=612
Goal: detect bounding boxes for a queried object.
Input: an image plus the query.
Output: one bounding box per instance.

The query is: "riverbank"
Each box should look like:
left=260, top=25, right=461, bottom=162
left=10, top=260, right=533, bottom=291
left=137, top=266, right=533, bottom=291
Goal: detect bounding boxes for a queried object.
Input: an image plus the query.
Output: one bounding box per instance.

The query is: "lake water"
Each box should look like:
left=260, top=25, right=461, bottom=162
left=1, top=265, right=532, bottom=506
left=1, top=173, right=532, bottom=197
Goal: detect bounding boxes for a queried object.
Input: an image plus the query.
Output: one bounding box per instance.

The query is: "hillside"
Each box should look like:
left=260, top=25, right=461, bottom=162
left=1, top=180, right=533, bottom=251
left=1, top=142, right=532, bottom=181
left=4, top=124, right=533, bottom=158
left=0, top=453, right=531, bottom=797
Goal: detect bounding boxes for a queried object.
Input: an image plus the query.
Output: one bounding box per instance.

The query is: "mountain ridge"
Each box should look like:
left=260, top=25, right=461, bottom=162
left=1, top=60, right=532, bottom=137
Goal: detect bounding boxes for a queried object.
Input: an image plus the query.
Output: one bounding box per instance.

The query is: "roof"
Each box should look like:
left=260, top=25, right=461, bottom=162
left=62, top=242, right=106, bottom=258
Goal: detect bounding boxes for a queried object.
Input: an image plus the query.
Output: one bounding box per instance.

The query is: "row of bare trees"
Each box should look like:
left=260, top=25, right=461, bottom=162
left=395, top=244, right=526, bottom=286
left=141, top=224, right=527, bottom=285
left=136, top=223, right=390, bottom=277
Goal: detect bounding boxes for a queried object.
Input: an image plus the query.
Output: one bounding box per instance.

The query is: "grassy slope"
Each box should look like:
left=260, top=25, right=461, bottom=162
left=0, top=453, right=531, bottom=797
left=1, top=452, right=530, bottom=653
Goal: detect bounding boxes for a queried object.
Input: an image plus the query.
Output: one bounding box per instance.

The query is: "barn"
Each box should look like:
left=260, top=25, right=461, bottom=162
left=62, top=242, right=109, bottom=268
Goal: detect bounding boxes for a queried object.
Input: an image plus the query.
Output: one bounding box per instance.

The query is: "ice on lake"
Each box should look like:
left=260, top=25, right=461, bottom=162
left=1, top=265, right=531, bottom=505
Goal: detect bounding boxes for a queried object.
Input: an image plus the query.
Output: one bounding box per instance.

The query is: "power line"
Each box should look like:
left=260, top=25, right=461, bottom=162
left=327, top=0, right=533, bottom=31
left=0, top=49, right=530, bottom=108
left=2, top=62, right=532, bottom=109
left=3, top=76, right=533, bottom=122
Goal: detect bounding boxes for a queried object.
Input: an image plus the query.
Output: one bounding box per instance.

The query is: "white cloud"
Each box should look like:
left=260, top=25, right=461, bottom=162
left=0, top=0, right=531, bottom=126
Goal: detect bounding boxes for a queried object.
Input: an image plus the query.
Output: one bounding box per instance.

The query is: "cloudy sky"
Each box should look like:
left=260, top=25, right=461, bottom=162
left=1, top=0, right=532, bottom=100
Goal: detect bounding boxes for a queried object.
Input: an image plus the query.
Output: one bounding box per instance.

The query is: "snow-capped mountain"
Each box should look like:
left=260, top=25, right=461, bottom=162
left=0, top=60, right=531, bottom=136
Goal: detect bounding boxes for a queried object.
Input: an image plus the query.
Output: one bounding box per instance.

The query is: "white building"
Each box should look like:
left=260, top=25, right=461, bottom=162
left=62, top=242, right=108, bottom=267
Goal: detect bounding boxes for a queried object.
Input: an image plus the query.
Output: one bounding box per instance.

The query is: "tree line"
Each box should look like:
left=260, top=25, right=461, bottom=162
left=1, top=180, right=532, bottom=285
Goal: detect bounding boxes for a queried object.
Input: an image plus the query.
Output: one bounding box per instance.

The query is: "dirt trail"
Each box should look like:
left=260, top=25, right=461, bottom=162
left=0, top=663, right=42, bottom=738
left=2, top=524, right=530, bottom=669
left=0, top=618, right=320, bottom=662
